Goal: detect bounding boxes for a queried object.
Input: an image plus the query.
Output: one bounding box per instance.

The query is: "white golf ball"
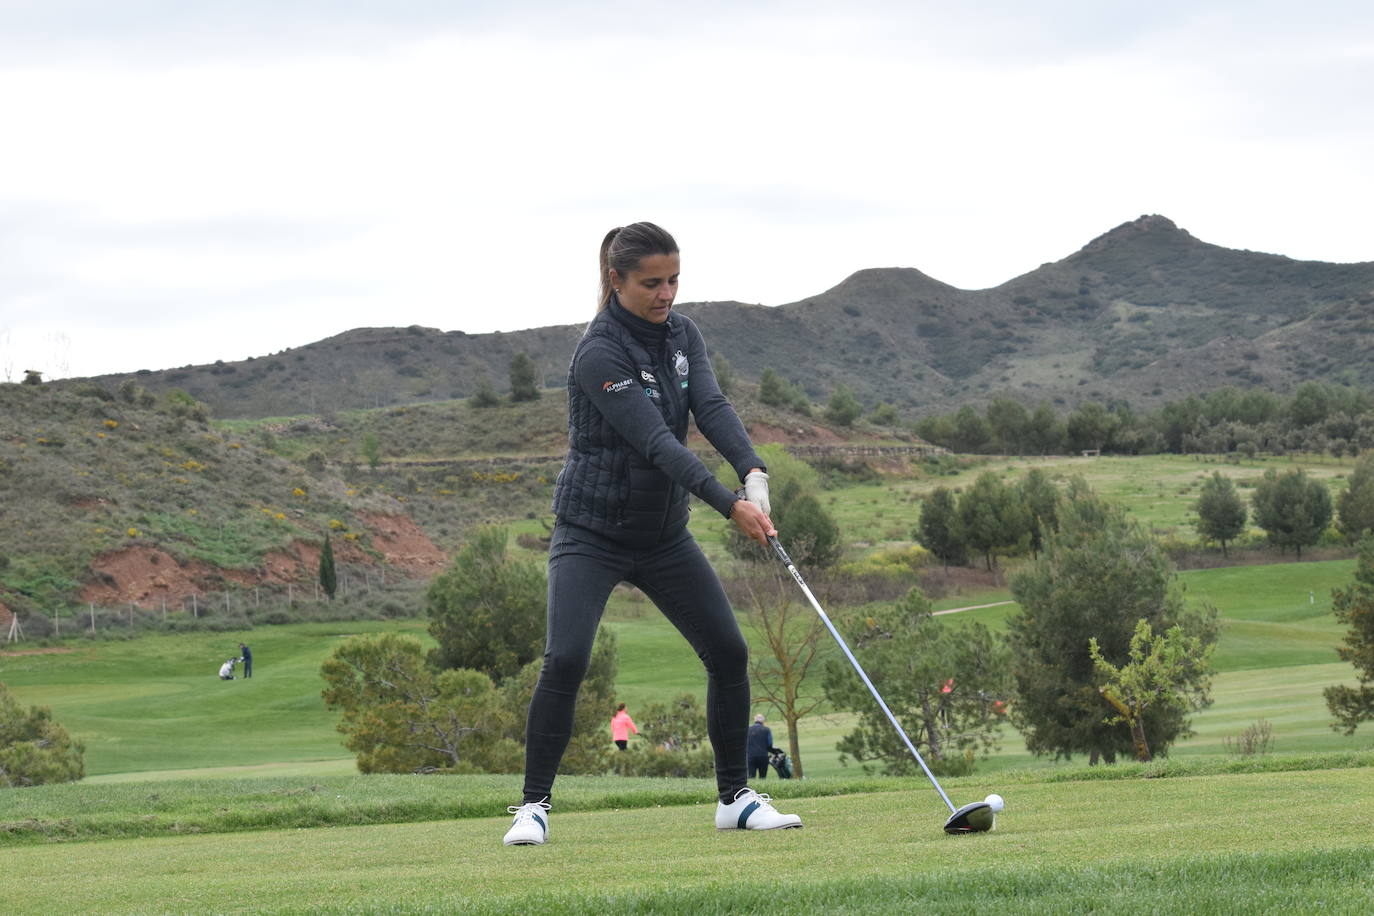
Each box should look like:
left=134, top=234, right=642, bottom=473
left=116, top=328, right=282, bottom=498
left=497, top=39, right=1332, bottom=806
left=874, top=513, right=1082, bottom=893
left=985, top=793, right=1005, bottom=812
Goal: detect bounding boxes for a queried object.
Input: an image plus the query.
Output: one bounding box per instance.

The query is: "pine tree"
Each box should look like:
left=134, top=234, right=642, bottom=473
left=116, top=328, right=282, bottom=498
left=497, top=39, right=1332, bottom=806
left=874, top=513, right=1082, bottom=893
left=426, top=526, right=545, bottom=681
left=1195, top=471, right=1248, bottom=557
left=1338, top=455, right=1374, bottom=542
left=915, top=487, right=966, bottom=569
left=1007, top=483, right=1217, bottom=763
left=955, top=472, right=1031, bottom=570
left=1324, top=537, right=1374, bottom=734
left=1251, top=468, right=1332, bottom=558
left=0, top=683, right=85, bottom=786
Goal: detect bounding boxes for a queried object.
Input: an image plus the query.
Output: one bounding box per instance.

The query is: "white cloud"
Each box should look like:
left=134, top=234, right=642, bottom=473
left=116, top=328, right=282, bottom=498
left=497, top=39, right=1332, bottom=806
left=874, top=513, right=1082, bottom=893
left=2, top=2, right=1372, bottom=380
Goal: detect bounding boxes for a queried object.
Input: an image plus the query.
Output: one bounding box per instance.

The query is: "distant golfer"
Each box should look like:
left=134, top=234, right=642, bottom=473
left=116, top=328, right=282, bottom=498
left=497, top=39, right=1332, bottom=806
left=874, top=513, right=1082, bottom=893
left=218, top=658, right=236, bottom=680
left=747, top=714, right=773, bottom=780
left=239, top=642, right=253, bottom=678
left=502, top=222, right=801, bottom=847
left=610, top=703, right=638, bottom=751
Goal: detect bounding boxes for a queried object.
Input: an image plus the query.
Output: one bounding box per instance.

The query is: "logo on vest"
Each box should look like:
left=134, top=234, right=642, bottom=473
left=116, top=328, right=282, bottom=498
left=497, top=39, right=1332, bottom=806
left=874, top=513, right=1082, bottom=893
left=640, top=370, right=657, bottom=383
left=673, top=351, right=689, bottom=377
left=602, top=378, right=635, bottom=394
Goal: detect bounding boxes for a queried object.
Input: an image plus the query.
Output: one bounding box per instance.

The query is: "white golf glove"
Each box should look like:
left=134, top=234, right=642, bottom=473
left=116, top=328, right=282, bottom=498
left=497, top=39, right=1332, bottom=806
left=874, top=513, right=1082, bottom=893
left=743, top=470, right=771, bottom=516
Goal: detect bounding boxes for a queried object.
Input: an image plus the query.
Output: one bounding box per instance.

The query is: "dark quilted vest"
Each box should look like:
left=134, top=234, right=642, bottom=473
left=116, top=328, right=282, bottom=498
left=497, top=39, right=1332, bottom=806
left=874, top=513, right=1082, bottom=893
left=552, top=307, right=693, bottom=544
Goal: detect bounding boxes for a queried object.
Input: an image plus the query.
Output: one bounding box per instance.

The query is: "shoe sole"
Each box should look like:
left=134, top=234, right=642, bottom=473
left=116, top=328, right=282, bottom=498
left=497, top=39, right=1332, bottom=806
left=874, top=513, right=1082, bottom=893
left=716, top=823, right=803, bottom=831
left=504, top=840, right=545, bottom=846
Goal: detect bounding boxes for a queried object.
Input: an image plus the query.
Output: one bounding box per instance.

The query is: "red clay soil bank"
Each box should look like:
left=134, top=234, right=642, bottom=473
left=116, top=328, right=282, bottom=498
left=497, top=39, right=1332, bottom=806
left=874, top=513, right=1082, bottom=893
left=77, top=514, right=448, bottom=608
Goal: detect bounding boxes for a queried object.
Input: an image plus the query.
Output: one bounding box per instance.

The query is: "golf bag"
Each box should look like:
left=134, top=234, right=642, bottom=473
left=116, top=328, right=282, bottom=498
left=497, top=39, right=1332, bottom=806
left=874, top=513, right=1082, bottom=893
left=768, top=747, right=792, bottom=779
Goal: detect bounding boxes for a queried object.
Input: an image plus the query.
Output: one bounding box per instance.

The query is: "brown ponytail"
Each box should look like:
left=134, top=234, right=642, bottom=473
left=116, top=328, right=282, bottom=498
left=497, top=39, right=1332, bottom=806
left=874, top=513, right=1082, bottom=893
left=598, top=222, right=679, bottom=311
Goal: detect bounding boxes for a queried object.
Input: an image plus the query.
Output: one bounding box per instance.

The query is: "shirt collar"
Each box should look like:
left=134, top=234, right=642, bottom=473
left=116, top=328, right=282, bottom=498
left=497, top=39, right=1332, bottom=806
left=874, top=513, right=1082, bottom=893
left=608, top=293, right=671, bottom=348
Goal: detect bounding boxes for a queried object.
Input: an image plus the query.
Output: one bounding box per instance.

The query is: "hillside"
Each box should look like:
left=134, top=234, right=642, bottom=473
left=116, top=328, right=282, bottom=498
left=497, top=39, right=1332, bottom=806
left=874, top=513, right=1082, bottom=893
left=0, top=383, right=450, bottom=617
left=69, top=215, right=1374, bottom=419
left=0, top=378, right=900, bottom=614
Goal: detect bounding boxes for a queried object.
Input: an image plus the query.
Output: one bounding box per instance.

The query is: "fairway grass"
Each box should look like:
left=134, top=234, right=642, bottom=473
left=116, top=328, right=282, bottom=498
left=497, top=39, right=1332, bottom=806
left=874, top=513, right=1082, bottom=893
left=0, top=620, right=432, bottom=776
left=2, top=768, right=1372, bottom=914
left=3, top=556, right=1370, bottom=781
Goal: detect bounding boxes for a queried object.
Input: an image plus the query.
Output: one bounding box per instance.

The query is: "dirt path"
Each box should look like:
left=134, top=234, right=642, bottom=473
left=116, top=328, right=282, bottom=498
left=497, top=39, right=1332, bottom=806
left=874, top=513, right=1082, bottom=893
left=932, top=600, right=1015, bottom=616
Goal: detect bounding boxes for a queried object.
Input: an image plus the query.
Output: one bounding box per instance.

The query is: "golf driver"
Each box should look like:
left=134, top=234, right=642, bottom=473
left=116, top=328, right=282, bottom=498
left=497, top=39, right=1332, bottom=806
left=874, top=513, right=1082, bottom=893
left=768, top=535, right=1001, bottom=834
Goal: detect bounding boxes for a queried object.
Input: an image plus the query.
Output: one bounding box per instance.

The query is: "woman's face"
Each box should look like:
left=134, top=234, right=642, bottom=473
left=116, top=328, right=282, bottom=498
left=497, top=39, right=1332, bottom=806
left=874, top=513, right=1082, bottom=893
left=611, top=252, right=680, bottom=324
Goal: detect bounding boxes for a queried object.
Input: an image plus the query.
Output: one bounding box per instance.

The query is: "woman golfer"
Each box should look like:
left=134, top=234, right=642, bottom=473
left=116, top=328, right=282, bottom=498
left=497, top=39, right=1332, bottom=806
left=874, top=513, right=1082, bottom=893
left=503, top=222, right=802, bottom=845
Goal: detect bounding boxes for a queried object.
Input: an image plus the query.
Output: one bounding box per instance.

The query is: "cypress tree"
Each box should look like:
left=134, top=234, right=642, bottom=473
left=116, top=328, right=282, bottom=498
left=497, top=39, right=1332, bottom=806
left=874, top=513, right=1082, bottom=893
left=319, top=532, right=338, bottom=601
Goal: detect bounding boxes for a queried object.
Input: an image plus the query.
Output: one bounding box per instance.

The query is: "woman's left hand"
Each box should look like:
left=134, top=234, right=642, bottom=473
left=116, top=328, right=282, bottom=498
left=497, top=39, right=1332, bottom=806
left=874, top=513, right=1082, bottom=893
left=730, top=499, right=776, bottom=546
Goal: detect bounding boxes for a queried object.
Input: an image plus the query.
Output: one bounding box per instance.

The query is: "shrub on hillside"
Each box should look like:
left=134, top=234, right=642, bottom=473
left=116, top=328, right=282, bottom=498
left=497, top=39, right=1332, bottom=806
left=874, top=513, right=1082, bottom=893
left=824, top=385, right=863, bottom=427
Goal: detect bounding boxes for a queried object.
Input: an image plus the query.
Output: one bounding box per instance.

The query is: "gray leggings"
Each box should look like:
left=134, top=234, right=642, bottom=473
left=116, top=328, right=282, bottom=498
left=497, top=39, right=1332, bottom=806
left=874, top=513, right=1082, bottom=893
left=522, top=523, right=750, bottom=805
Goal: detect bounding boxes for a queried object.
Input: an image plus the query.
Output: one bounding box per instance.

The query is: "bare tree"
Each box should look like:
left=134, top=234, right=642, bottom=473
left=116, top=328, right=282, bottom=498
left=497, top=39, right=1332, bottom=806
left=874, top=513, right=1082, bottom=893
left=741, top=566, right=829, bottom=778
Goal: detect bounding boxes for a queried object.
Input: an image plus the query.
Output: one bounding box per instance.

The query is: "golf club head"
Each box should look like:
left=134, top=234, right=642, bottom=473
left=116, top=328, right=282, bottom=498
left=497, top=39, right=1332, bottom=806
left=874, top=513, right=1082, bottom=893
left=943, top=801, right=994, bottom=834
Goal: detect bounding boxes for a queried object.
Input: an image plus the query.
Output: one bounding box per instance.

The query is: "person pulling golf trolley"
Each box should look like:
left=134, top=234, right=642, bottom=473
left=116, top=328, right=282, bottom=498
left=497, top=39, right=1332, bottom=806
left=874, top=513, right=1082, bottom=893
left=765, top=535, right=1005, bottom=833
left=502, top=222, right=802, bottom=847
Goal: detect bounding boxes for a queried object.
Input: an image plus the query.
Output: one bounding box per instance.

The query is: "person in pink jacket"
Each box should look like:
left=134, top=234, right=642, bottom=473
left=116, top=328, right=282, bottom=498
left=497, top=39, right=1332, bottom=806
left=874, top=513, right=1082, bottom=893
left=610, top=703, right=638, bottom=751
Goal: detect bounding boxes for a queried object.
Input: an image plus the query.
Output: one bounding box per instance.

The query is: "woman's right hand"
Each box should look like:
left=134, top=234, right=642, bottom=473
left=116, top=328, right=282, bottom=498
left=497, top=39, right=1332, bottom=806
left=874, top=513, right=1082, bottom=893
left=730, top=499, right=776, bottom=547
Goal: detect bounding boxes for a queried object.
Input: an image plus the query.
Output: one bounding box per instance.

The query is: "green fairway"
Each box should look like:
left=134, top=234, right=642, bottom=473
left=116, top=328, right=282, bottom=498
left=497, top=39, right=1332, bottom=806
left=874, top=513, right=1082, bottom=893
left=1180, top=558, right=1354, bottom=671
left=3, top=456, right=1374, bottom=914
left=3, top=555, right=1370, bottom=780
left=2, top=766, right=1373, bottom=914
left=0, top=621, right=431, bottom=776
left=801, top=452, right=1356, bottom=554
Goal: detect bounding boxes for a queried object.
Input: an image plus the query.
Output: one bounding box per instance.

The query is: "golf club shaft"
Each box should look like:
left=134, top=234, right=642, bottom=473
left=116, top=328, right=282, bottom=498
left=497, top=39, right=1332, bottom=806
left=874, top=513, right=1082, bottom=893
left=769, top=536, right=956, bottom=813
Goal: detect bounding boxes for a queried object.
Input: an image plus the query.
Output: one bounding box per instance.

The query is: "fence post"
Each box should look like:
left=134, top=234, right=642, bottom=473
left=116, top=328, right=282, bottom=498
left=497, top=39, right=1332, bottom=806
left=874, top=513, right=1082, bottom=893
left=90, top=603, right=96, bottom=633
left=193, top=593, right=198, bottom=618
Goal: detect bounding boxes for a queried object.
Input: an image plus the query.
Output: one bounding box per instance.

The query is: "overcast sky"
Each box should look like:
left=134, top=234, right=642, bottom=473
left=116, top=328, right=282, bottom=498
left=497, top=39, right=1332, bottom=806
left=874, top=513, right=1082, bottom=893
left=3, top=1, right=1371, bottom=381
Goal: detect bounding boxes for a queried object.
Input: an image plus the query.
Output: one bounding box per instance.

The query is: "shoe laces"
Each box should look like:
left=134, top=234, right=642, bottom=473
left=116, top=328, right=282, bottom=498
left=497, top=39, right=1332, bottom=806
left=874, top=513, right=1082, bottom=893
left=733, top=787, right=777, bottom=810
left=507, top=800, right=551, bottom=823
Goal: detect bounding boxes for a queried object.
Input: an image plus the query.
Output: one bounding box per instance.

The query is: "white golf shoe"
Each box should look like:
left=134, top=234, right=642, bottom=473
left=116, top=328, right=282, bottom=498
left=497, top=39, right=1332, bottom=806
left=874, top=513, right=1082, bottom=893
left=715, top=787, right=802, bottom=830
left=502, top=799, right=551, bottom=846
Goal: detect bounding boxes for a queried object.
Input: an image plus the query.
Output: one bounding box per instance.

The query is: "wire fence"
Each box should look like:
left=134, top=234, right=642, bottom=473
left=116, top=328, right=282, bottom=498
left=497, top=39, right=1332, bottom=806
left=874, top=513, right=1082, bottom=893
left=4, top=564, right=422, bottom=644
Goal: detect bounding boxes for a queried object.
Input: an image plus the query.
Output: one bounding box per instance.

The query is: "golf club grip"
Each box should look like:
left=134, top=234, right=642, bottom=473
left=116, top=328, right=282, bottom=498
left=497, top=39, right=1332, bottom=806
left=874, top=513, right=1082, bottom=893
left=770, top=535, right=957, bottom=814
left=767, top=535, right=793, bottom=566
